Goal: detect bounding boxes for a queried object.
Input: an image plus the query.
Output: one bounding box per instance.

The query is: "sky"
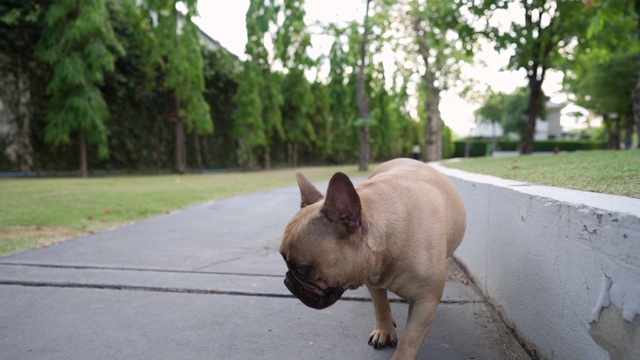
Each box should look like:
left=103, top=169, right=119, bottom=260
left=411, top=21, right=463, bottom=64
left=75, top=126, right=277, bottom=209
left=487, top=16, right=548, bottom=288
left=194, top=0, right=586, bottom=137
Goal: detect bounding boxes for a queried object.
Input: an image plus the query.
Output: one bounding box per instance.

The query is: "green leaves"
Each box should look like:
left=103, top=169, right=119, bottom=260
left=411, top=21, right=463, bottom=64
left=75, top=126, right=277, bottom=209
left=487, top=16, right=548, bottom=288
left=476, top=86, right=548, bottom=138
left=501, top=87, right=532, bottom=136
left=233, top=0, right=285, bottom=167
left=575, top=52, right=639, bottom=115
left=233, top=62, right=267, bottom=166
left=275, top=0, right=313, bottom=69
left=142, top=0, right=213, bottom=135
left=281, top=68, right=315, bottom=145
left=474, top=0, right=589, bottom=78
left=565, top=0, right=639, bottom=120
left=354, top=116, right=377, bottom=128
left=477, top=91, right=506, bottom=125
left=36, top=0, right=123, bottom=160
left=1, top=7, right=22, bottom=25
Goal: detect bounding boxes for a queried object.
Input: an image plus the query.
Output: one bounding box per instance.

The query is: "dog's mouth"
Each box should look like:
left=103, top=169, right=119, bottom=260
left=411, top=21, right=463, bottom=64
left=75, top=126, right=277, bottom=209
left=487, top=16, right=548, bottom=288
left=284, top=271, right=345, bottom=310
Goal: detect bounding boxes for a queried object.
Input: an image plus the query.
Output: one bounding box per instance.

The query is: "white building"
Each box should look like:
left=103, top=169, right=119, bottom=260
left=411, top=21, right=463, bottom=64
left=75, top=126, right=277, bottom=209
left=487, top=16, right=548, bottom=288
left=472, top=101, right=565, bottom=140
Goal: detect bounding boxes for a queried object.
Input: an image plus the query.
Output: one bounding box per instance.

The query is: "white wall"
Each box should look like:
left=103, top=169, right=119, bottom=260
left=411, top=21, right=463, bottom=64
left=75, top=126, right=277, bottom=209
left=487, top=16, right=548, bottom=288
left=432, top=163, right=640, bottom=360
left=473, top=102, right=565, bottom=141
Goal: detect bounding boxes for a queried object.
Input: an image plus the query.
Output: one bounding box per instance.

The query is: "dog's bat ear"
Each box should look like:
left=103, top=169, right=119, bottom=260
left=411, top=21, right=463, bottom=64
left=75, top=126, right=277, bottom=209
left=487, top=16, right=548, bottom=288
left=296, top=172, right=324, bottom=208
left=321, top=172, right=361, bottom=237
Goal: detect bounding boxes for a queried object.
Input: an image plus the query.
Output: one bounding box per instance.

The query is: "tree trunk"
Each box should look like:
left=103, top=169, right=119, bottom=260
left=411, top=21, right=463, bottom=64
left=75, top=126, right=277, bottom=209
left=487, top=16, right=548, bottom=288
left=79, top=126, right=88, bottom=178
left=624, top=113, right=634, bottom=149
left=522, top=80, right=543, bottom=154
left=263, top=147, right=271, bottom=170
left=194, top=133, right=204, bottom=170
left=423, top=71, right=442, bottom=162
left=358, top=127, right=370, bottom=169
left=634, top=2, right=640, bottom=149
left=464, top=136, right=472, bottom=158
left=16, top=64, right=33, bottom=171
left=237, top=139, right=250, bottom=169
left=604, top=114, right=621, bottom=150
left=174, top=94, right=187, bottom=174
left=491, top=120, right=498, bottom=154
left=0, top=56, right=34, bottom=171
left=413, top=11, right=442, bottom=162
left=175, top=118, right=187, bottom=173
left=153, top=117, right=162, bottom=169
left=609, top=130, right=620, bottom=150
left=290, top=143, right=298, bottom=168
left=356, top=0, right=372, bottom=172
left=634, top=67, right=640, bottom=149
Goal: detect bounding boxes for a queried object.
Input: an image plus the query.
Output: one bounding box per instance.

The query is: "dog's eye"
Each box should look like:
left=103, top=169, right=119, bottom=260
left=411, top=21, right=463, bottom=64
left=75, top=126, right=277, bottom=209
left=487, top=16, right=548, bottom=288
left=295, top=267, right=307, bottom=276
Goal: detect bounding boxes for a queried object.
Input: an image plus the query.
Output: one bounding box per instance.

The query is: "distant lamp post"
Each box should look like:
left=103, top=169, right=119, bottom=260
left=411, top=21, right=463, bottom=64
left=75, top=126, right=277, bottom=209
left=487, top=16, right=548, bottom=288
left=412, top=143, right=420, bottom=160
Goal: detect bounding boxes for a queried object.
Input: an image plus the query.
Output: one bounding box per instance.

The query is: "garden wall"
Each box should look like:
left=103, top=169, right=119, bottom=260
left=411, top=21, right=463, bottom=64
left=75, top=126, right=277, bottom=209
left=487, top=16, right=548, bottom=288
left=432, top=163, right=640, bottom=360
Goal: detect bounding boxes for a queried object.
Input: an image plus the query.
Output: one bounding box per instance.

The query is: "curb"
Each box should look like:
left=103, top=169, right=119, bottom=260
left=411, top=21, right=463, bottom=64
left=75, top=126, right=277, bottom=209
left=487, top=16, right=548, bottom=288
left=431, top=162, right=640, bottom=360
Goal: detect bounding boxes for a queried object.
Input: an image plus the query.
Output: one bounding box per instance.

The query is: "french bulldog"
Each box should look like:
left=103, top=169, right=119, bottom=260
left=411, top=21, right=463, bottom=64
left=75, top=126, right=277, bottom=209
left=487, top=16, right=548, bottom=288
left=280, top=158, right=467, bottom=359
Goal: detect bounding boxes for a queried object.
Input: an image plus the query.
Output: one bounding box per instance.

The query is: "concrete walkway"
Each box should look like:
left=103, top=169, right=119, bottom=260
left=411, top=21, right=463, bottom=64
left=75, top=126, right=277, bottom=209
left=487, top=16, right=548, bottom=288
left=0, top=182, right=531, bottom=360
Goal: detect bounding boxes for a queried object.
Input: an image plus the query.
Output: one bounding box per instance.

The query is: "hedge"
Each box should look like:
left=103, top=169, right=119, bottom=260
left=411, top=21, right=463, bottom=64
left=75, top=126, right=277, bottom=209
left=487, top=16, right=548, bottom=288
left=452, top=139, right=604, bottom=158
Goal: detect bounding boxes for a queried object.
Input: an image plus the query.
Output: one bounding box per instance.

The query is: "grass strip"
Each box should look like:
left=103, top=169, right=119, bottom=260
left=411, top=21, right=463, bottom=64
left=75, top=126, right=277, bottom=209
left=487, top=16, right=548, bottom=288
left=0, top=164, right=369, bottom=256
left=441, top=150, right=640, bottom=199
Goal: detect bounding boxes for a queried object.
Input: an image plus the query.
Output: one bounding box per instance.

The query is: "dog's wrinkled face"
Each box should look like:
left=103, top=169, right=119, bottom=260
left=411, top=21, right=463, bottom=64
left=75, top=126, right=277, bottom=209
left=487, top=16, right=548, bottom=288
left=280, top=172, right=364, bottom=310
left=281, top=205, right=348, bottom=309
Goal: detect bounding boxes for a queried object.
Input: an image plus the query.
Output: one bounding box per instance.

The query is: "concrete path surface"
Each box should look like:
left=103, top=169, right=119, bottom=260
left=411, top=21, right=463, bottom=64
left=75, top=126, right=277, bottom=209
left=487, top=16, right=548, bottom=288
left=0, top=182, right=531, bottom=360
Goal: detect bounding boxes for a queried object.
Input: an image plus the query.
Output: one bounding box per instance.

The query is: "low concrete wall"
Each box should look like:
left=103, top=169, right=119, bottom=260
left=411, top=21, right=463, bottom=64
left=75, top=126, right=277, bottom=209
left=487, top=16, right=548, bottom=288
left=432, top=163, right=640, bottom=360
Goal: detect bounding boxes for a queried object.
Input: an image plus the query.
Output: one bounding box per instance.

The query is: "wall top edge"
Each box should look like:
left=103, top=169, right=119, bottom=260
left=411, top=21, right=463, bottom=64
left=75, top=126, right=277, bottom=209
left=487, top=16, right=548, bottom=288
left=430, top=162, right=640, bottom=217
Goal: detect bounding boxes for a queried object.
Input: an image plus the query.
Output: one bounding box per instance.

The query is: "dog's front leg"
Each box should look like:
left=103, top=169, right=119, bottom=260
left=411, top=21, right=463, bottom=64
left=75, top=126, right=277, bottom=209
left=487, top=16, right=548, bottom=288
left=366, top=284, right=397, bottom=349
left=392, top=298, right=439, bottom=360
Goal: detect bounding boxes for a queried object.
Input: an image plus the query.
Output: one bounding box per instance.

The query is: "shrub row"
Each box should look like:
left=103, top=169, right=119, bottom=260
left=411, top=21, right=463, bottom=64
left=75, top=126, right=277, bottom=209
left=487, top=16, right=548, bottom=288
left=452, top=139, right=605, bottom=158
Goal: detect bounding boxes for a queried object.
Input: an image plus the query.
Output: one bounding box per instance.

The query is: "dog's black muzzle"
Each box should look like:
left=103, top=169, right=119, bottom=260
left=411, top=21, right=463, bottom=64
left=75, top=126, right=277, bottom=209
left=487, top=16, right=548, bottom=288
left=284, top=271, right=345, bottom=310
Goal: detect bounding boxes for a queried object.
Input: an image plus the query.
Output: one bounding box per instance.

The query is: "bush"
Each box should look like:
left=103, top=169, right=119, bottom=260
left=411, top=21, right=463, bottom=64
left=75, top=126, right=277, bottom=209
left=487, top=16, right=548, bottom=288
left=532, top=140, right=604, bottom=152
left=453, top=139, right=604, bottom=158
left=453, top=139, right=490, bottom=158
left=442, top=126, right=455, bottom=159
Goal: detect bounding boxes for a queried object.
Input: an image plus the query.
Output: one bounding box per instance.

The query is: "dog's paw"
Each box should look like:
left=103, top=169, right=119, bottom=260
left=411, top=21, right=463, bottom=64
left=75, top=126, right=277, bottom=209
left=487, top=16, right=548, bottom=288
left=368, top=322, right=398, bottom=350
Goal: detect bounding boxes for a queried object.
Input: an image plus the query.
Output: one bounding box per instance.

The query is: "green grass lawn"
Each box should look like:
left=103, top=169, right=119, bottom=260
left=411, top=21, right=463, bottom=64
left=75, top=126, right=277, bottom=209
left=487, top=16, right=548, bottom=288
left=441, top=150, right=640, bottom=199
left=0, top=164, right=369, bottom=257
left=3, top=151, right=638, bottom=257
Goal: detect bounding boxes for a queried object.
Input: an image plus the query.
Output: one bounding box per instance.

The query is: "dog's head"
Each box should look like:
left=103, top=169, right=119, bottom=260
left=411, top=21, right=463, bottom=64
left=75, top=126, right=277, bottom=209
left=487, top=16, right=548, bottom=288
left=280, top=171, right=366, bottom=309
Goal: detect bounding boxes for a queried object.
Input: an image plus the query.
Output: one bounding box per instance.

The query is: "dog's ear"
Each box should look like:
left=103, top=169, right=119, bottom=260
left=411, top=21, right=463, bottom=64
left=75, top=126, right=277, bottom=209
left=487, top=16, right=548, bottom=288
left=321, top=172, right=361, bottom=237
left=296, top=172, right=324, bottom=208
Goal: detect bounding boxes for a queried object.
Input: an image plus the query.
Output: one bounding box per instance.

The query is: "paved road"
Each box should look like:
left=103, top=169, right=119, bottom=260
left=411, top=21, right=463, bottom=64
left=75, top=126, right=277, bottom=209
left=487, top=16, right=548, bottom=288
left=0, top=181, right=531, bottom=360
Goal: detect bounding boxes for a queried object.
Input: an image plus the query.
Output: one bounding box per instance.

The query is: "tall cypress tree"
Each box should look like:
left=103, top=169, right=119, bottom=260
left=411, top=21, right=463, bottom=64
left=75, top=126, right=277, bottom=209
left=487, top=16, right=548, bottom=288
left=232, top=62, right=266, bottom=168
left=36, top=0, right=123, bottom=177
left=275, top=0, right=314, bottom=167
left=234, top=0, right=282, bottom=169
left=142, top=0, right=212, bottom=173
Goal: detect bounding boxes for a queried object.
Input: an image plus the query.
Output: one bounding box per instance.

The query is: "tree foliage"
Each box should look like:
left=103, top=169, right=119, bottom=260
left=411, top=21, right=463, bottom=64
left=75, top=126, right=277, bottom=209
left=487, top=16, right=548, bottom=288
left=35, top=0, right=124, bottom=176
left=471, top=0, right=589, bottom=154
left=565, top=0, right=639, bottom=149
left=234, top=0, right=283, bottom=169
left=575, top=53, right=639, bottom=116
left=139, top=0, right=212, bottom=172
left=324, top=24, right=359, bottom=163
left=275, top=0, right=314, bottom=167
left=14, top=0, right=637, bottom=174
left=501, top=87, right=533, bottom=137
left=476, top=87, right=546, bottom=141
left=233, top=62, right=266, bottom=167
left=401, top=0, right=477, bottom=161
left=476, top=90, right=505, bottom=126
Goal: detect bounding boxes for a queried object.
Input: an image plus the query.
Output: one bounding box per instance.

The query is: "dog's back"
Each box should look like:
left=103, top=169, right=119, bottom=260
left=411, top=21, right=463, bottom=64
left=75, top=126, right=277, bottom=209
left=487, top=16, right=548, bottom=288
left=358, top=158, right=466, bottom=258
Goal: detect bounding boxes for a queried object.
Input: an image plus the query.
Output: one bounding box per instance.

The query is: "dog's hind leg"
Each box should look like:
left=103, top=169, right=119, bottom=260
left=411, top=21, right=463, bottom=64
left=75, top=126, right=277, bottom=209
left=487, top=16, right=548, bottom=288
left=392, top=297, right=440, bottom=359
